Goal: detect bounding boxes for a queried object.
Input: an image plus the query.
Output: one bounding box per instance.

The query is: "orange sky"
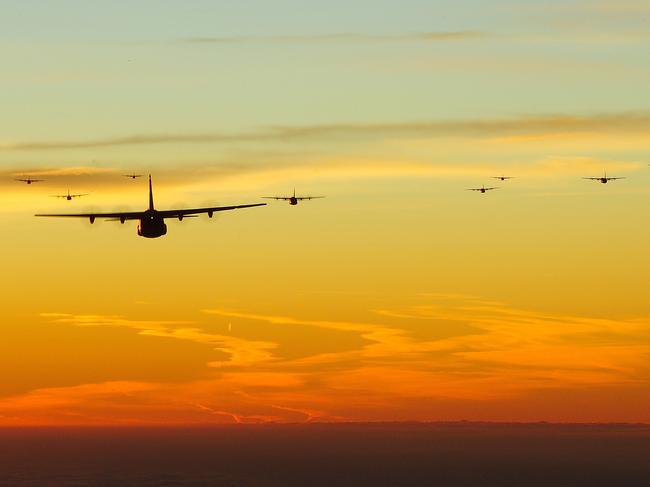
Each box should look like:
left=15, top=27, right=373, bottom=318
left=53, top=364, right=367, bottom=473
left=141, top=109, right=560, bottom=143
left=1, top=1, right=650, bottom=425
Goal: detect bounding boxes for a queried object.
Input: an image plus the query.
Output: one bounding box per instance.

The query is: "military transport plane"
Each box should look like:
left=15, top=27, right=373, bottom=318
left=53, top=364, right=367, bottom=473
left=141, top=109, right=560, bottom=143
left=15, top=176, right=45, bottom=184
left=492, top=175, right=514, bottom=181
left=123, top=173, right=143, bottom=179
left=467, top=185, right=499, bottom=194
left=51, top=190, right=88, bottom=201
left=262, top=189, right=325, bottom=206
left=36, top=175, right=266, bottom=238
left=583, top=172, right=625, bottom=184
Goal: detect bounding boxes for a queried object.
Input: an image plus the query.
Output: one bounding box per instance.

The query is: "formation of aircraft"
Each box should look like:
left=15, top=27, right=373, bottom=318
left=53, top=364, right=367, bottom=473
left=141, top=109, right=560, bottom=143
left=10, top=164, right=636, bottom=238
left=36, top=175, right=265, bottom=238
left=262, top=189, right=325, bottom=206
left=469, top=168, right=629, bottom=195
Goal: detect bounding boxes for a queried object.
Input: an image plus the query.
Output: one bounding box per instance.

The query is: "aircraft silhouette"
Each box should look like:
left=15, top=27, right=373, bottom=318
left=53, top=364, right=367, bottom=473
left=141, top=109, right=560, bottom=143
left=36, top=175, right=266, bottom=238
left=51, top=190, right=88, bottom=201
left=262, top=189, right=325, bottom=206
left=15, top=176, right=45, bottom=185
left=583, top=171, right=625, bottom=184
left=467, top=185, right=499, bottom=193
left=492, top=176, right=514, bottom=181
left=123, top=173, right=143, bottom=179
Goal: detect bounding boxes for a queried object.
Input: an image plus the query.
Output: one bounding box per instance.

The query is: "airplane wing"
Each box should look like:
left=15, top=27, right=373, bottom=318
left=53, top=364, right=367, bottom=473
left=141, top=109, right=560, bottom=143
left=36, top=204, right=265, bottom=220
left=467, top=188, right=481, bottom=191
left=485, top=187, right=498, bottom=191
left=608, top=177, right=625, bottom=180
left=157, top=203, right=266, bottom=218
left=582, top=177, right=600, bottom=180
left=16, top=178, right=44, bottom=182
left=35, top=211, right=143, bottom=221
left=262, top=197, right=291, bottom=200
left=296, top=196, right=325, bottom=200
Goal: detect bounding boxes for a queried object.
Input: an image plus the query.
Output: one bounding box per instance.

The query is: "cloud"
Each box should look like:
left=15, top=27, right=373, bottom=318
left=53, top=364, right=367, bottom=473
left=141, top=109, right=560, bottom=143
left=42, top=313, right=276, bottom=367
left=512, top=1, right=650, bottom=43
left=12, top=166, right=116, bottom=177
left=372, top=300, right=650, bottom=388
left=2, top=298, right=649, bottom=425
left=204, top=298, right=650, bottom=399
left=3, top=112, right=650, bottom=152
left=180, top=31, right=487, bottom=45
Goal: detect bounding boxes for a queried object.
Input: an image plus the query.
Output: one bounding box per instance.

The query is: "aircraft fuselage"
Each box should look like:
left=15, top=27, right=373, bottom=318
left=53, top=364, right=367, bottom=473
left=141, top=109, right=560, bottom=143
left=289, top=197, right=298, bottom=205
left=600, top=178, right=608, bottom=184
left=137, top=210, right=167, bottom=238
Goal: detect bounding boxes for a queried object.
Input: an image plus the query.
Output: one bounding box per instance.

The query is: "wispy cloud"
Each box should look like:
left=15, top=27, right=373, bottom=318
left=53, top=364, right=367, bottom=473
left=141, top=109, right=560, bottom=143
left=3, top=112, right=650, bottom=152
left=2, top=298, right=649, bottom=425
left=513, top=1, right=650, bottom=43
left=205, top=298, right=650, bottom=398
left=42, top=313, right=276, bottom=367
left=10, top=166, right=115, bottom=177
left=180, top=31, right=487, bottom=45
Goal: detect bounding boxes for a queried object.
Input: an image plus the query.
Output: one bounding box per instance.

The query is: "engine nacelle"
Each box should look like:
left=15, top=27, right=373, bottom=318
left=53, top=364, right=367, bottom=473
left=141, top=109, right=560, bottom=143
left=89, top=216, right=96, bottom=224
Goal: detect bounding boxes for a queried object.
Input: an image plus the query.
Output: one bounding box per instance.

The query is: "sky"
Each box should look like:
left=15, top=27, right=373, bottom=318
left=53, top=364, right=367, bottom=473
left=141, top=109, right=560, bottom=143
left=1, top=0, right=650, bottom=425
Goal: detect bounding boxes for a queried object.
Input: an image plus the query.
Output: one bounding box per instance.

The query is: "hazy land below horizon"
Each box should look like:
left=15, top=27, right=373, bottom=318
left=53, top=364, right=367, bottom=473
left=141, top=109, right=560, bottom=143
left=1, top=422, right=648, bottom=486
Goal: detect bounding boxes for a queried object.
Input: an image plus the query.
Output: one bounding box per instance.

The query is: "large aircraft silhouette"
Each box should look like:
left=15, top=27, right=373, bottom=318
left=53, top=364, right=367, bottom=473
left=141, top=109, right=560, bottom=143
left=36, top=175, right=265, bottom=238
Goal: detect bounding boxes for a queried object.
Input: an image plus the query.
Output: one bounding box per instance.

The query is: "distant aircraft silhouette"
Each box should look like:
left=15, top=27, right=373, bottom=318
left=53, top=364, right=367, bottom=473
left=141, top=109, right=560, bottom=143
left=262, top=189, right=325, bottom=206
left=51, top=190, right=88, bottom=201
left=583, top=171, right=625, bottom=184
left=467, top=186, right=499, bottom=194
left=123, top=173, right=143, bottom=179
left=36, top=175, right=266, bottom=238
left=15, top=176, right=45, bottom=185
left=492, top=176, right=514, bottom=181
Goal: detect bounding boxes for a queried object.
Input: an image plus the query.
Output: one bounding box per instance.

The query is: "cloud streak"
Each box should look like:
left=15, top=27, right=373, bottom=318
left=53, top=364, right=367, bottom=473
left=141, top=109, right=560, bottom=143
left=42, top=313, right=277, bottom=367
left=3, top=112, right=650, bottom=152
left=2, top=297, right=649, bottom=425
left=180, top=31, right=487, bottom=45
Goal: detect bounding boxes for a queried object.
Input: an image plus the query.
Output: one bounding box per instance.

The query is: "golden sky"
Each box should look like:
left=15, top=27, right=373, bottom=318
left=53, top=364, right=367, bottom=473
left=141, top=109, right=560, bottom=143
left=1, top=0, right=649, bottom=425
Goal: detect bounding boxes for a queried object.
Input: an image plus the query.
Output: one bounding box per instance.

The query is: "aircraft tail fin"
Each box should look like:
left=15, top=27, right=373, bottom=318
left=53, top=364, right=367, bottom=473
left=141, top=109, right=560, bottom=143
left=148, top=175, right=154, bottom=210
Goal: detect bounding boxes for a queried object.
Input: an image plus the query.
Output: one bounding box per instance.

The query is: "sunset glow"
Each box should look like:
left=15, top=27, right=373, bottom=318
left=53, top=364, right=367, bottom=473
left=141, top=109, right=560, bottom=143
left=1, top=0, right=650, bottom=426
